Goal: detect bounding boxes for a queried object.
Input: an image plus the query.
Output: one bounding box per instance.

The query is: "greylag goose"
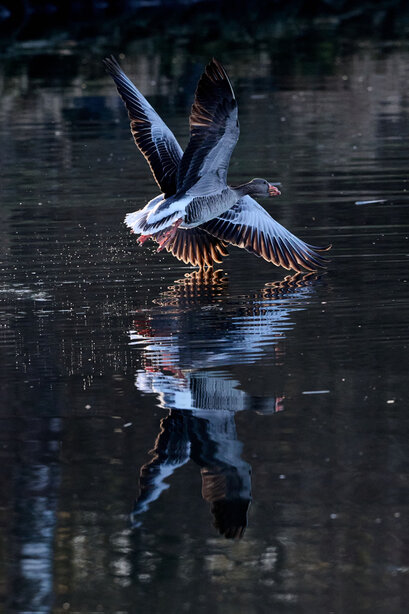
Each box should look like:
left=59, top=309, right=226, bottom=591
left=103, top=56, right=330, bottom=271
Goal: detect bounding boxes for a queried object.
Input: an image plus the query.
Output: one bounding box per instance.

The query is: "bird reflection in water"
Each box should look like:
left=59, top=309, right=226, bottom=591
left=129, top=270, right=318, bottom=538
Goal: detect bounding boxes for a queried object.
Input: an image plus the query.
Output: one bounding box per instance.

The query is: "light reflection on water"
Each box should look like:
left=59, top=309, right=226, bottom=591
left=1, top=33, right=409, bottom=614
left=130, top=271, right=317, bottom=538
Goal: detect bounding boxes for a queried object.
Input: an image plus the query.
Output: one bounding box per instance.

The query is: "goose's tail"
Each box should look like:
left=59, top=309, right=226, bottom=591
left=125, top=196, right=185, bottom=235
left=124, top=209, right=151, bottom=234
left=125, top=209, right=184, bottom=235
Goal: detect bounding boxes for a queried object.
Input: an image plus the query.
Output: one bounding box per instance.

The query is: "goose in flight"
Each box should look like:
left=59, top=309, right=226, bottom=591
left=103, top=56, right=330, bottom=270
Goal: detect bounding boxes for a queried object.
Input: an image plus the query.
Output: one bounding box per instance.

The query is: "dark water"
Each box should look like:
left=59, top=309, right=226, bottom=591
left=1, top=33, right=409, bottom=613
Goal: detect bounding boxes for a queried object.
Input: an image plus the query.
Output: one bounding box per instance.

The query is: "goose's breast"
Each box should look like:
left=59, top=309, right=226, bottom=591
left=182, top=188, right=236, bottom=227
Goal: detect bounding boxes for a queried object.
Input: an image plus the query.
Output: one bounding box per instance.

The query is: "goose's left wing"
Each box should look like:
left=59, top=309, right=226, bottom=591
left=104, top=56, right=183, bottom=197
left=201, top=196, right=331, bottom=272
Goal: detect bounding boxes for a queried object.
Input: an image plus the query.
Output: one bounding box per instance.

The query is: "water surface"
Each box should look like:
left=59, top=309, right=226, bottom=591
left=1, top=33, right=409, bottom=613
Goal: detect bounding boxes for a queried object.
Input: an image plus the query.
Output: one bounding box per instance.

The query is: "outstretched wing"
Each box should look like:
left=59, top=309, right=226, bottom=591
left=163, top=227, right=229, bottom=267
left=177, top=59, right=239, bottom=194
left=201, top=196, right=331, bottom=272
left=103, top=56, right=183, bottom=197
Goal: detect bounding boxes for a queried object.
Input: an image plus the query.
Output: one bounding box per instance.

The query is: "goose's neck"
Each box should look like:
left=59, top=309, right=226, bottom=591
left=232, top=181, right=253, bottom=198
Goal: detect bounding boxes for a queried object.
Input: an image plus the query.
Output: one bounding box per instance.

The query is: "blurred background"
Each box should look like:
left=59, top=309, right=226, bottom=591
left=1, top=0, right=409, bottom=42
left=1, top=0, right=409, bottom=55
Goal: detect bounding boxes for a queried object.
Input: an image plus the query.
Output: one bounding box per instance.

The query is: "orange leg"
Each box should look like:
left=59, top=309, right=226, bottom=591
left=138, top=234, right=151, bottom=245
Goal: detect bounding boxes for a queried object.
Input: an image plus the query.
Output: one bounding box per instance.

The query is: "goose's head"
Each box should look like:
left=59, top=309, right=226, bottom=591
left=247, top=178, right=281, bottom=197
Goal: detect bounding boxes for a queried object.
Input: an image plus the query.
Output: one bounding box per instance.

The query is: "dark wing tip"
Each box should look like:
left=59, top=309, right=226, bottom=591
left=208, top=57, right=225, bottom=75
left=297, top=242, right=332, bottom=270
left=102, top=55, right=122, bottom=76
left=306, top=242, right=332, bottom=253
left=205, top=58, right=235, bottom=99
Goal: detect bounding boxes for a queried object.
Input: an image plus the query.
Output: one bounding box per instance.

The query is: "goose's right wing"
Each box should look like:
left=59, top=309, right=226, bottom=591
left=177, top=59, right=239, bottom=194
left=201, top=196, right=331, bottom=272
left=104, top=56, right=183, bottom=197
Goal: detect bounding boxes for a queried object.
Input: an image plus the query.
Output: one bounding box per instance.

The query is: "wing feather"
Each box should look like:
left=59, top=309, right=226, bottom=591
left=201, top=196, right=331, bottom=272
left=103, top=56, right=183, bottom=197
left=158, top=226, right=229, bottom=267
left=177, top=59, right=239, bottom=194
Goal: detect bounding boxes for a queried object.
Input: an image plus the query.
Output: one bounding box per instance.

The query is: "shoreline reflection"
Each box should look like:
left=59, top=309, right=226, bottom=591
left=130, top=271, right=320, bottom=538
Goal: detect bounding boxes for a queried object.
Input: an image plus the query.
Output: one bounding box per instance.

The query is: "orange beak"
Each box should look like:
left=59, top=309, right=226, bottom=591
left=268, top=184, right=281, bottom=197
